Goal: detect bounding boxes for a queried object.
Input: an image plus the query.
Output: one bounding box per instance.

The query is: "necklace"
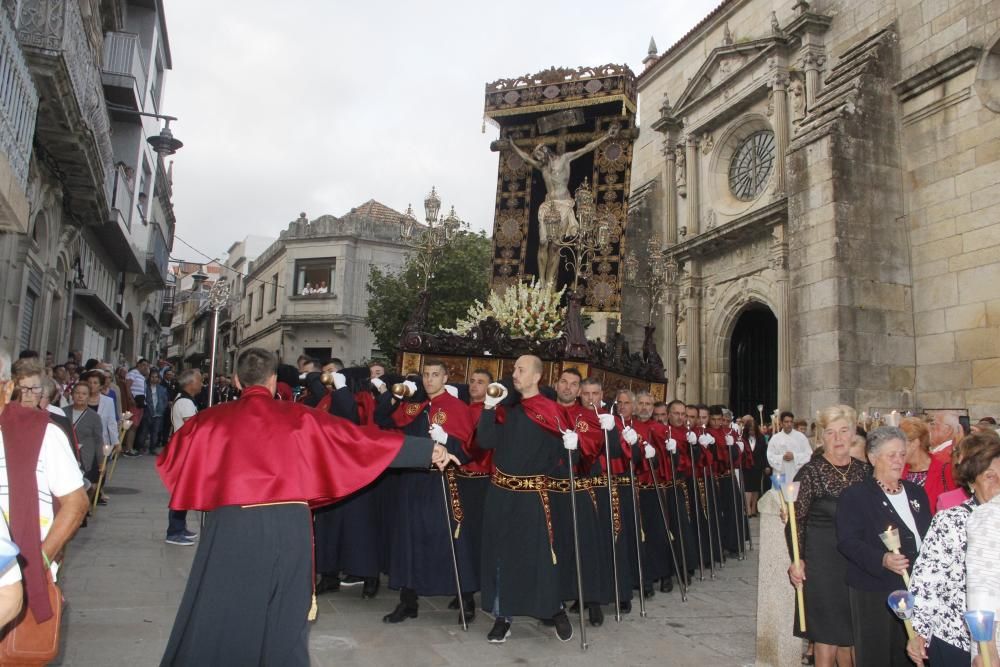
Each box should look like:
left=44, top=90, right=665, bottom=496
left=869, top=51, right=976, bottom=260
left=876, top=477, right=902, bottom=495
left=825, top=456, right=853, bottom=482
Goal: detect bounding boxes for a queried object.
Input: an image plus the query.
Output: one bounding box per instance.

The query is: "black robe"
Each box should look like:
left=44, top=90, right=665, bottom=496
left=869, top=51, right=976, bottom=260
left=477, top=404, right=566, bottom=619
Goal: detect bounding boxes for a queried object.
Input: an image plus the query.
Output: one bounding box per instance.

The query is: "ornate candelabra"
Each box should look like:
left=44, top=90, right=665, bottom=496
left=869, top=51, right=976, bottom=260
left=400, top=186, right=464, bottom=290
left=623, top=235, right=678, bottom=326
left=548, top=179, right=611, bottom=293
left=206, top=277, right=232, bottom=407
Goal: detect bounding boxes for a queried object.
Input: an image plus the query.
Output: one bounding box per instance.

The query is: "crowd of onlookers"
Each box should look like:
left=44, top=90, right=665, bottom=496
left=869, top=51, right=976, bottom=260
left=779, top=407, right=1000, bottom=667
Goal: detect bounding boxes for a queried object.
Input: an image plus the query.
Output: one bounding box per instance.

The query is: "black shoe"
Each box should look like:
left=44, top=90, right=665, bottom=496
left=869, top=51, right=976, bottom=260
left=620, top=600, right=632, bottom=614
left=661, top=578, right=674, bottom=593
left=362, top=577, right=380, bottom=599
left=540, top=618, right=555, bottom=627
left=487, top=618, right=511, bottom=643
left=448, top=596, right=460, bottom=610
left=341, top=575, right=364, bottom=586
left=460, top=607, right=475, bottom=625
left=382, top=602, right=418, bottom=623
left=643, top=586, right=655, bottom=599
left=588, top=604, right=604, bottom=627
left=553, top=611, right=573, bottom=642
left=315, top=575, right=340, bottom=594
left=568, top=600, right=581, bottom=613
left=96, top=496, right=108, bottom=506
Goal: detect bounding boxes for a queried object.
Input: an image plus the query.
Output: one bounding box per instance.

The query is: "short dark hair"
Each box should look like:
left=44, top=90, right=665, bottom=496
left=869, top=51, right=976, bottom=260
left=560, top=367, right=583, bottom=381
left=709, top=404, right=724, bottom=417
left=653, top=401, right=667, bottom=409
left=80, top=370, right=105, bottom=383
left=780, top=411, right=795, bottom=421
left=323, top=358, right=344, bottom=371
left=423, top=359, right=447, bottom=372
left=470, top=367, right=494, bottom=382
left=666, top=399, right=686, bottom=411
left=53, top=364, right=66, bottom=373
left=84, top=358, right=100, bottom=371
left=236, top=348, right=277, bottom=387
left=18, top=349, right=39, bottom=359
left=955, top=431, right=1000, bottom=488
left=137, top=358, right=149, bottom=365
left=696, top=403, right=709, bottom=412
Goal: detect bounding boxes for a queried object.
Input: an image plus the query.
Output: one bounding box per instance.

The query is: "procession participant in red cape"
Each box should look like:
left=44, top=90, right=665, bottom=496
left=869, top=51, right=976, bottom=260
left=156, top=348, right=455, bottom=667
left=708, top=405, right=749, bottom=557
left=374, top=359, right=476, bottom=626
left=662, top=399, right=699, bottom=583
left=440, top=368, right=502, bottom=616
left=313, top=366, right=383, bottom=598
left=686, top=402, right=722, bottom=567
left=550, top=368, right=612, bottom=627
left=633, top=390, right=678, bottom=594
left=477, top=355, right=596, bottom=644
left=580, top=377, right=635, bottom=614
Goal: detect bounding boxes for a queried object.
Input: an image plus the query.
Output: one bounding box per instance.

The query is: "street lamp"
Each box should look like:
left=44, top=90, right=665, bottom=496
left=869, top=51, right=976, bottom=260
left=206, top=277, right=231, bottom=406
left=400, top=186, right=466, bottom=290
left=106, top=104, right=184, bottom=156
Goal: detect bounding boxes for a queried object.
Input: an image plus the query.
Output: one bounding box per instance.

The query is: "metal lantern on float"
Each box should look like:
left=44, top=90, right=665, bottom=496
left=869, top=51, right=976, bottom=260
left=574, top=179, right=595, bottom=236
left=424, top=186, right=442, bottom=224
left=543, top=204, right=562, bottom=242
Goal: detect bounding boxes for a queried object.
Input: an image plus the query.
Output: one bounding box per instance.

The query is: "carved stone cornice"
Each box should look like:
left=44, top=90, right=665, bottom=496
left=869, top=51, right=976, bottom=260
left=663, top=198, right=788, bottom=263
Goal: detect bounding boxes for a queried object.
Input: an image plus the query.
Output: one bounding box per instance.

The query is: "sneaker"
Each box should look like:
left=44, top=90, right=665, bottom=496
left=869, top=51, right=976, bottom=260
left=553, top=611, right=573, bottom=642
left=123, top=450, right=140, bottom=457
left=487, top=618, right=511, bottom=643
left=341, top=575, right=364, bottom=586
left=165, top=535, right=195, bottom=546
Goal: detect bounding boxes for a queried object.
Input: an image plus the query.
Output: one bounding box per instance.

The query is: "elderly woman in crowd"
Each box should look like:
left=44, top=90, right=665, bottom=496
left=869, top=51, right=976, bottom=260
left=836, top=426, right=932, bottom=667
left=899, top=416, right=949, bottom=514
left=787, top=404, right=868, bottom=667
left=906, top=431, right=1000, bottom=665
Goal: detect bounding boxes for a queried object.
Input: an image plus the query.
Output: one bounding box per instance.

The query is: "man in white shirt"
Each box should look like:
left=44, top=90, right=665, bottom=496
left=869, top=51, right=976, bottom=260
left=165, top=368, right=202, bottom=546
left=766, top=411, right=813, bottom=479
left=123, top=359, right=150, bottom=457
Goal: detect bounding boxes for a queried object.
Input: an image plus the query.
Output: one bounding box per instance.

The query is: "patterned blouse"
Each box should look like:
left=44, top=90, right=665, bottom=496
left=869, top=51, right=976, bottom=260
left=792, top=455, right=869, bottom=552
left=909, top=498, right=976, bottom=651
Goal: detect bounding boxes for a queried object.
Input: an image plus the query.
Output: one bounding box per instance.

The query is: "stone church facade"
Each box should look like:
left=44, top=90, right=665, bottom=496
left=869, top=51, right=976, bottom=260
left=624, top=0, right=1000, bottom=420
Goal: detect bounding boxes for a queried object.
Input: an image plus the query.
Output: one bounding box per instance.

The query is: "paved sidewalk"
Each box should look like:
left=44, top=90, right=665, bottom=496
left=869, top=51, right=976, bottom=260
left=54, top=457, right=758, bottom=666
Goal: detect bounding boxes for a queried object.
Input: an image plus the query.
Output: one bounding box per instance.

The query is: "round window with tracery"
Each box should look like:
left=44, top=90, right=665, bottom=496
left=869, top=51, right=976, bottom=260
left=728, top=130, right=775, bottom=201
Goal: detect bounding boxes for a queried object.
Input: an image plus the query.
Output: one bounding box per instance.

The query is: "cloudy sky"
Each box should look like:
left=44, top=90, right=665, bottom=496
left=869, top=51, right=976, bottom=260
left=164, top=0, right=721, bottom=262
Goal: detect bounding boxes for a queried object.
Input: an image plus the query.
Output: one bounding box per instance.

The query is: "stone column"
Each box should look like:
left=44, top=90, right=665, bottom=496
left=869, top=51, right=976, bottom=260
left=685, top=136, right=700, bottom=235
left=663, top=139, right=678, bottom=244
left=755, top=489, right=801, bottom=667
left=772, top=226, right=792, bottom=410
left=663, top=292, right=678, bottom=398
left=770, top=72, right=790, bottom=198
left=802, top=52, right=825, bottom=109
left=685, top=266, right=702, bottom=402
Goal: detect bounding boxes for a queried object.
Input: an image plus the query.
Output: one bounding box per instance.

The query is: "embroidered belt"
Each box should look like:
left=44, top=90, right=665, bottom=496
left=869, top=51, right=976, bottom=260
left=589, top=475, right=623, bottom=537
left=445, top=467, right=464, bottom=539
left=491, top=469, right=558, bottom=564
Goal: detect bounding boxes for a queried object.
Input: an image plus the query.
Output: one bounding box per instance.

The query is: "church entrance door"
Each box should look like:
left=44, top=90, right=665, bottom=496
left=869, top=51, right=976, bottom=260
left=728, top=306, right=778, bottom=420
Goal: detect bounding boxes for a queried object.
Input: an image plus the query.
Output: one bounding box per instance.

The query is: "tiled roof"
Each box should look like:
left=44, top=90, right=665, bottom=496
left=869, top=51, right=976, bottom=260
left=341, top=199, right=406, bottom=224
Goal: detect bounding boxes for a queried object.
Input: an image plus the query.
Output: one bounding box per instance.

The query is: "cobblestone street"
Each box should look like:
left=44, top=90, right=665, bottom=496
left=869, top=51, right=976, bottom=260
left=54, top=456, right=758, bottom=666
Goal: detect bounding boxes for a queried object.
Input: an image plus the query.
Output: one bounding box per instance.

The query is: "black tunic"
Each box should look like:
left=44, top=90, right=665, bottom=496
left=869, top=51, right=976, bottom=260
left=477, top=404, right=566, bottom=619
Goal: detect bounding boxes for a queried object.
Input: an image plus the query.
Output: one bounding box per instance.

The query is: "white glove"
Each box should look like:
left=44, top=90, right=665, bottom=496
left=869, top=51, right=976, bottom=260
left=644, top=443, right=656, bottom=459
left=484, top=383, right=508, bottom=409
left=725, top=434, right=734, bottom=447
left=698, top=433, right=713, bottom=446
left=371, top=377, right=386, bottom=392
left=686, top=431, right=697, bottom=445
left=393, top=380, right=418, bottom=399
left=563, top=431, right=579, bottom=451
left=621, top=426, right=639, bottom=445
left=598, top=413, right=615, bottom=431
left=736, top=439, right=745, bottom=452
left=332, top=372, right=346, bottom=390
left=666, top=438, right=677, bottom=454
left=429, top=423, right=449, bottom=445
left=444, top=384, right=459, bottom=398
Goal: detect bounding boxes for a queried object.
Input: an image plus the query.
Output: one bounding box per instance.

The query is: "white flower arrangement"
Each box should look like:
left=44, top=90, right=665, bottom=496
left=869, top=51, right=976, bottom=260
left=445, top=279, right=566, bottom=340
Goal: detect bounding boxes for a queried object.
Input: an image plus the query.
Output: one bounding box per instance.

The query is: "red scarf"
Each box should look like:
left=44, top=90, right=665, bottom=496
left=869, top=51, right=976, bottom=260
left=0, top=403, right=54, bottom=621
left=390, top=399, right=430, bottom=429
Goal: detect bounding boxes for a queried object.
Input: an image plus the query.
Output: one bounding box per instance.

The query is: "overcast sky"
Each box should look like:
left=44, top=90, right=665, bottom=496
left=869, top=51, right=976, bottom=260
left=164, top=0, right=721, bottom=262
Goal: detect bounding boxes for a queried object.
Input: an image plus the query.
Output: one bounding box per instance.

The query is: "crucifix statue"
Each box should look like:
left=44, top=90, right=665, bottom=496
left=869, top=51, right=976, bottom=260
left=508, top=124, right=619, bottom=285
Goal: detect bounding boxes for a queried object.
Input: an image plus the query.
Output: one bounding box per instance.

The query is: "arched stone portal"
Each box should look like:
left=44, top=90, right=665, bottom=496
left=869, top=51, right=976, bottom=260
left=728, top=305, right=777, bottom=421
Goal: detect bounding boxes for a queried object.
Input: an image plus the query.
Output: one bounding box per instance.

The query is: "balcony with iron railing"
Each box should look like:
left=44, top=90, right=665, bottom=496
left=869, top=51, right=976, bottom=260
left=101, top=31, right=147, bottom=111
left=144, top=221, right=169, bottom=287
left=0, top=8, right=39, bottom=233
left=93, top=162, right=144, bottom=273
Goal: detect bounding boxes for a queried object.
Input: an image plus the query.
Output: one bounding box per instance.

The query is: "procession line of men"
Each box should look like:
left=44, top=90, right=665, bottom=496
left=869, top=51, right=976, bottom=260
left=157, top=350, right=755, bottom=664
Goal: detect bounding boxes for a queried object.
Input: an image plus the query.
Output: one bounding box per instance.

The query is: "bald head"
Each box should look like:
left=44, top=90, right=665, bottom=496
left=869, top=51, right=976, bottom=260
left=513, top=355, right=543, bottom=397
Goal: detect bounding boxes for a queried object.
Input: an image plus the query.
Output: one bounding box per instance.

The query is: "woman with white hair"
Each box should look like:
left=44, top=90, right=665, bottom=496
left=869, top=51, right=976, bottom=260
left=836, top=426, right=932, bottom=667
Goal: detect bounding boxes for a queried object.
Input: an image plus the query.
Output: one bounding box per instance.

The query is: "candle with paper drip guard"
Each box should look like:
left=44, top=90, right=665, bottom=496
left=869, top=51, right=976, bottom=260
left=775, top=476, right=806, bottom=633
left=0, top=538, right=19, bottom=572
left=887, top=590, right=917, bottom=640
left=879, top=525, right=910, bottom=587
left=965, top=610, right=996, bottom=667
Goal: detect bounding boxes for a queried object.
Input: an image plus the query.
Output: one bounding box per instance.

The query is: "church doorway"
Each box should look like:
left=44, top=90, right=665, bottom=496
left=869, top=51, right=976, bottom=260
left=728, top=305, right=778, bottom=421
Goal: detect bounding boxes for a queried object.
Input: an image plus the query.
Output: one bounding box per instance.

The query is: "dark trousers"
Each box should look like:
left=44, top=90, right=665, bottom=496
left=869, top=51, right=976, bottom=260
left=928, top=635, right=971, bottom=666
left=849, top=586, right=910, bottom=667
left=167, top=510, right=188, bottom=537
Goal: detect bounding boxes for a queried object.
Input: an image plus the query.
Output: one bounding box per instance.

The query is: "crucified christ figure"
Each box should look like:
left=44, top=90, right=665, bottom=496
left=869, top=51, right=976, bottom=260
left=508, top=124, right=619, bottom=285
